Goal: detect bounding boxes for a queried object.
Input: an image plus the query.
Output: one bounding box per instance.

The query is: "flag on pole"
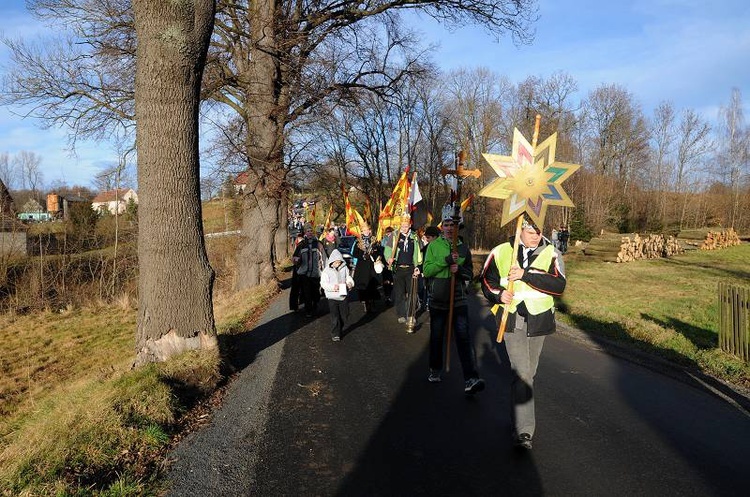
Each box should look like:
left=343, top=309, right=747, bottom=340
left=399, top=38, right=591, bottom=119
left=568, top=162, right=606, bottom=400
left=380, top=166, right=410, bottom=218
left=364, top=196, right=372, bottom=226
left=344, top=190, right=362, bottom=238
left=323, top=204, right=333, bottom=229
left=377, top=166, right=411, bottom=239
left=408, top=172, right=428, bottom=228
left=460, top=193, right=475, bottom=213
left=309, top=202, right=316, bottom=225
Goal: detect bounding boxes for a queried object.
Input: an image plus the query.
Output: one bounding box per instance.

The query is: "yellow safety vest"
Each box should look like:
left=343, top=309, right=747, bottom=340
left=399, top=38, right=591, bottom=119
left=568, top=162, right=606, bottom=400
left=490, top=243, right=556, bottom=316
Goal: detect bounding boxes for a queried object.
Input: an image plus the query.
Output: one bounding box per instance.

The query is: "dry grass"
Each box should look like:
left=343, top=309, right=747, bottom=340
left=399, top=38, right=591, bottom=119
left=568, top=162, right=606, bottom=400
left=0, top=199, right=270, bottom=495
left=201, top=198, right=241, bottom=234
left=0, top=305, right=136, bottom=420
left=0, top=277, right=277, bottom=495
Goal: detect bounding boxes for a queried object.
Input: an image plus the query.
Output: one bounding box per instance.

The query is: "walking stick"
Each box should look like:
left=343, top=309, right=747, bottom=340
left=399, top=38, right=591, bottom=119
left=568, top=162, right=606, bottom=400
left=497, top=115, right=542, bottom=343
left=405, top=273, right=419, bottom=333
left=441, top=150, right=481, bottom=372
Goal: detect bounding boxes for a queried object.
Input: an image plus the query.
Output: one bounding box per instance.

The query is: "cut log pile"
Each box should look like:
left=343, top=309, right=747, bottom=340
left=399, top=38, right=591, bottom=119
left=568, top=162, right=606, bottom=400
left=700, top=229, right=741, bottom=250
left=583, top=232, right=683, bottom=262
left=678, top=228, right=742, bottom=250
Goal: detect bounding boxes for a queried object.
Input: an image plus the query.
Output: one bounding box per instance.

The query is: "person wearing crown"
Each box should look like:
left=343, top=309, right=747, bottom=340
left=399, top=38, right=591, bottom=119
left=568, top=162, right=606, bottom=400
left=480, top=219, right=567, bottom=449
left=350, top=221, right=382, bottom=313
left=422, top=205, right=485, bottom=395
left=384, top=213, right=423, bottom=326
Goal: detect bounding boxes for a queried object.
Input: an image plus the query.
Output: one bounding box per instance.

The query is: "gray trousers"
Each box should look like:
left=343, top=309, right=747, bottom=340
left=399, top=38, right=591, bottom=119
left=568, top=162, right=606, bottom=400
left=504, top=321, right=545, bottom=438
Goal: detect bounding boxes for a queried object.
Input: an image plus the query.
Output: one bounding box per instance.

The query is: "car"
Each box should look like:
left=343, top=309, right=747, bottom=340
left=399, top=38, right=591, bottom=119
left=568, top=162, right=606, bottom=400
left=337, top=235, right=357, bottom=269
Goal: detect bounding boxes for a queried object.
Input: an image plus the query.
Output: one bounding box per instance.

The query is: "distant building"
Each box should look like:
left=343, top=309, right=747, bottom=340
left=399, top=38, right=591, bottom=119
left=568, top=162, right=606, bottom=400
left=20, top=198, right=44, bottom=213
left=91, top=188, right=138, bottom=215
left=16, top=199, right=50, bottom=222
left=47, top=193, right=90, bottom=220
left=233, top=171, right=249, bottom=194
left=17, top=212, right=52, bottom=222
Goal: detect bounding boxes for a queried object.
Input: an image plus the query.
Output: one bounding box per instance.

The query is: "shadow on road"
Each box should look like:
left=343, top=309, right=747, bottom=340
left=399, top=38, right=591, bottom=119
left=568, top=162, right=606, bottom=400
left=249, top=287, right=545, bottom=496
left=335, top=295, right=545, bottom=496
left=558, top=311, right=750, bottom=496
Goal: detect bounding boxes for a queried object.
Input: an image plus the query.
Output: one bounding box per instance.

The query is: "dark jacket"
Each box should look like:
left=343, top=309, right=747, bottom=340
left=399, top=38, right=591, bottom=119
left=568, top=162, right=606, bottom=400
left=293, top=236, right=323, bottom=278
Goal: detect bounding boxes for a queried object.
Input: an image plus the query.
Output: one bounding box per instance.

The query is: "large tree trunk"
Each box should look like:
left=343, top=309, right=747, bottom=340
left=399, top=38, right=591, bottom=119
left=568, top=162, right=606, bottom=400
left=236, top=0, right=288, bottom=290
left=133, top=0, right=217, bottom=365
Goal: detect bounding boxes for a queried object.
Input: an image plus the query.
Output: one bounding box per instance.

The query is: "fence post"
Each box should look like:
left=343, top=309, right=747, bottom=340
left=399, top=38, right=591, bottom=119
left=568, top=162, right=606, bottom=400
left=718, top=282, right=750, bottom=362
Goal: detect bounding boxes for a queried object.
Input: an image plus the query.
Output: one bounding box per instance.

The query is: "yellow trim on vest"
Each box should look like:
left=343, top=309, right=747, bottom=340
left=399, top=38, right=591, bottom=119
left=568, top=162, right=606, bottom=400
left=490, top=243, right=556, bottom=316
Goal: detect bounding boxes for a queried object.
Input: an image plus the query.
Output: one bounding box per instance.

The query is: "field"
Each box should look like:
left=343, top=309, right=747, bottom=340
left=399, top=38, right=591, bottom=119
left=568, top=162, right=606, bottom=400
left=560, top=243, right=750, bottom=387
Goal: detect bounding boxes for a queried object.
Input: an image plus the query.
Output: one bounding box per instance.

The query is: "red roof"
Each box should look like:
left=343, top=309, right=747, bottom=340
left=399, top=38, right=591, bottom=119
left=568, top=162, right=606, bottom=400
left=92, top=189, right=133, bottom=203
left=234, top=171, right=250, bottom=185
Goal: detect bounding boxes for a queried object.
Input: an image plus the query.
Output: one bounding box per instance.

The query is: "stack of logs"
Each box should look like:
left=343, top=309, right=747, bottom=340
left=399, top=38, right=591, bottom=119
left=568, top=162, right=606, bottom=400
left=583, top=232, right=683, bottom=263
left=678, top=228, right=741, bottom=250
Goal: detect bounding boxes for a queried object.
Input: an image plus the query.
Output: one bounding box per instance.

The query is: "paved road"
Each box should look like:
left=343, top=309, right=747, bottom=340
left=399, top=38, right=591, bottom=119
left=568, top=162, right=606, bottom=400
left=166, top=290, right=750, bottom=496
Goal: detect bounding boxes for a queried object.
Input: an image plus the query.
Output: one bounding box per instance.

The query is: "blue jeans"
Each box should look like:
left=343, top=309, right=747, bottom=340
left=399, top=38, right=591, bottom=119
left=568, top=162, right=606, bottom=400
left=428, top=305, right=479, bottom=381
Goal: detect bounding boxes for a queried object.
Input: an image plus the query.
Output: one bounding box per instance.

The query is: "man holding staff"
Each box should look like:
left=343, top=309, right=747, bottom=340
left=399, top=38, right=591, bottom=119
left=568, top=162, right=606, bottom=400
left=385, top=215, right=422, bottom=325
left=422, top=207, right=485, bottom=395
left=480, top=219, right=566, bottom=449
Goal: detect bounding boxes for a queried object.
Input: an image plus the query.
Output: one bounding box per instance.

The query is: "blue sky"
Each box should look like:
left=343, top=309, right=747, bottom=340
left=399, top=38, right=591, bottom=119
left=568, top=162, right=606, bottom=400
left=409, top=0, right=750, bottom=117
left=0, top=0, right=749, bottom=189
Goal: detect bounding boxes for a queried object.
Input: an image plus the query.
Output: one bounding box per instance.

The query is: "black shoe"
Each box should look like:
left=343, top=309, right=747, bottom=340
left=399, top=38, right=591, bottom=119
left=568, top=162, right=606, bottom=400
left=514, top=433, right=533, bottom=450
left=464, top=377, right=485, bottom=395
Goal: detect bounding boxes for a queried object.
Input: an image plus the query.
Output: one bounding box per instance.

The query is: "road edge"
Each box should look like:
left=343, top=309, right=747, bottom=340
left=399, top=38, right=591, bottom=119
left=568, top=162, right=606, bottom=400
left=556, top=320, right=750, bottom=417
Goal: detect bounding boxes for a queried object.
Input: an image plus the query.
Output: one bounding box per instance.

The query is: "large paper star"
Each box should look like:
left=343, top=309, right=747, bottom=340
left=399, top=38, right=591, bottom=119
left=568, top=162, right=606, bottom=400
left=479, top=128, right=581, bottom=227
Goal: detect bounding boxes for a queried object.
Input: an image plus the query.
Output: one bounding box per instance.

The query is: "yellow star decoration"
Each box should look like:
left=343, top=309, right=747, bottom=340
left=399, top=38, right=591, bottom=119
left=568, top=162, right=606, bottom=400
left=478, top=128, right=581, bottom=227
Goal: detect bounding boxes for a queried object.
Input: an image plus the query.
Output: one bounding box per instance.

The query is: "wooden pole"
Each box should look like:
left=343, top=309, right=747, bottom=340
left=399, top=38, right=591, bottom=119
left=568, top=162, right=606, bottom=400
left=445, top=151, right=463, bottom=371
left=496, top=115, right=542, bottom=343
left=496, top=214, right=524, bottom=342
left=440, top=150, right=481, bottom=372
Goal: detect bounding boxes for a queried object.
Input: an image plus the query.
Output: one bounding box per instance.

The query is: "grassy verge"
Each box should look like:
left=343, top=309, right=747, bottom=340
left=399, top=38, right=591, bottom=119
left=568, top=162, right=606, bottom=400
left=0, top=282, right=277, bottom=496
left=559, top=243, right=750, bottom=389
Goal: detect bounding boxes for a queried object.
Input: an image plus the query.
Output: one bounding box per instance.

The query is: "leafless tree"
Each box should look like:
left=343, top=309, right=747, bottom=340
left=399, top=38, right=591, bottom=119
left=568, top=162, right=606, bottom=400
left=674, top=108, right=712, bottom=229
left=0, top=152, right=16, bottom=191
left=716, top=88, right=749, bottom=229
left=1, top=0, right=135, bottom=143
left=649, top=101, right=676, bottom=226
left=203, top=0, right=538, bottom=289
left=440, top=67, right=509, bottom=246
left=13, top=150, right=45, bottom=200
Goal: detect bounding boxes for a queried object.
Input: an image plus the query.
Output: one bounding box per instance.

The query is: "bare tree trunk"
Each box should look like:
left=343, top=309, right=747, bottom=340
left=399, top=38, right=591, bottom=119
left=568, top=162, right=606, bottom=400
left=132, top=0, right=217, bottom=365
left=236, top=0, right=287, bottom=290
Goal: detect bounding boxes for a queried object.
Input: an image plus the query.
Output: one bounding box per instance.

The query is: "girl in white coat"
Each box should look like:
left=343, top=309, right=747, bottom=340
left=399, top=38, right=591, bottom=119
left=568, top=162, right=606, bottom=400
left=320, top=249, right=355, bottom=341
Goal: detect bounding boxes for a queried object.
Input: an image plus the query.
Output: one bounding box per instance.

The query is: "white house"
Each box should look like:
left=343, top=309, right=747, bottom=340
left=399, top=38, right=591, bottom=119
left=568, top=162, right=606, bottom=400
left=91, top=188, right=138, bottom=215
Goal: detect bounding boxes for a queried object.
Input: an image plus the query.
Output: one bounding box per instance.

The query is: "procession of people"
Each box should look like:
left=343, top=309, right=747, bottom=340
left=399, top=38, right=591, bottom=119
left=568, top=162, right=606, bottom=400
left=288, top=120, right=578, bottom=450
left=288, top=194, right=568, bottom=448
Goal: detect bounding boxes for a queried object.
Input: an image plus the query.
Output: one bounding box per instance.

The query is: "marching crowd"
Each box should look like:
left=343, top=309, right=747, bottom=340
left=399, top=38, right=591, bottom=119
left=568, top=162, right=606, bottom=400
left=288, top=211, right=567, bottom=450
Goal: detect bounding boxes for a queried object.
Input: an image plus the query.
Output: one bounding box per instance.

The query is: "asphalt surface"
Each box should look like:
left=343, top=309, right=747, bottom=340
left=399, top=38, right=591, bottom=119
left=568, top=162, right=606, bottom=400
left=165, top=289, right=750, bottom=497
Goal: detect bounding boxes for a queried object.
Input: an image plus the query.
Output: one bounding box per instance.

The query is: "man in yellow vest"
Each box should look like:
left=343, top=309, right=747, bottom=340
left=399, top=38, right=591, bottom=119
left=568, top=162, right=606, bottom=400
left=480, top=219, right=567, bottom=450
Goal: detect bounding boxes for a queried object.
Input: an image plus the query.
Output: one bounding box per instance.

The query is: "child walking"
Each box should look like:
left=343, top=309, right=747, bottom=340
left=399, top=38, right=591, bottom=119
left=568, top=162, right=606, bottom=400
left=320, top=249, right=355, bottom=341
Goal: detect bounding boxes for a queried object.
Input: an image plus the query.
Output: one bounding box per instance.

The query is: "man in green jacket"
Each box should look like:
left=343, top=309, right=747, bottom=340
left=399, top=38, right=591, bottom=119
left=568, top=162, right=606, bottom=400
left=422, top=213, right=485, bottom=395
